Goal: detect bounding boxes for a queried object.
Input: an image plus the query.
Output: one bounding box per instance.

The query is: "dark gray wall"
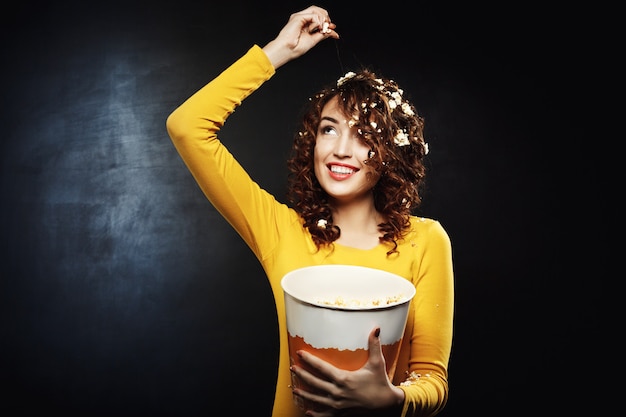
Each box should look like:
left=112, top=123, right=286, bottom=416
left=1, top=1, right=603, bottom=415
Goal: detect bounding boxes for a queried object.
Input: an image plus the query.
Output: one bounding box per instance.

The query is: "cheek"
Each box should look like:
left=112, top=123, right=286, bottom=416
left=355, top=142, right=374, bottom=164
left=314, top=139, right=336, bottom=163
left=355, top=147, right=370, bottom=162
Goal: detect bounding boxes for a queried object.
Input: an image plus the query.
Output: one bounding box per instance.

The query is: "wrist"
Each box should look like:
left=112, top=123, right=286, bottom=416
left=261, top=40, right=291, bottom=70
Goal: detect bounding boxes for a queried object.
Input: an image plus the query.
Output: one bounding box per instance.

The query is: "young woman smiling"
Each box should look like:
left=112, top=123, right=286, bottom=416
left=166, top=5, right=454, bottom=417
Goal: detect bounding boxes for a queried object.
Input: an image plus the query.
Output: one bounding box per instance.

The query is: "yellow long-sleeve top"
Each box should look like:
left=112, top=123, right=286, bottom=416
left=166, top=45, right=454, bottom=417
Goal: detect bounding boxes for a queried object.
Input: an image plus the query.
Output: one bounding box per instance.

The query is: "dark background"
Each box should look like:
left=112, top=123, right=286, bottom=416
left=1, top=1, right=606, bottom=415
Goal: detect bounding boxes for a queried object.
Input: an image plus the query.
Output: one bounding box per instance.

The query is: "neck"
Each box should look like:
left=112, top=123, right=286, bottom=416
left=331, top=196, right=382, bottom=234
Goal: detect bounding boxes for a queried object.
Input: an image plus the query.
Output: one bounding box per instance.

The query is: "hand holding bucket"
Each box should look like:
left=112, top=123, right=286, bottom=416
left=281, top=265, right=416, bottom=410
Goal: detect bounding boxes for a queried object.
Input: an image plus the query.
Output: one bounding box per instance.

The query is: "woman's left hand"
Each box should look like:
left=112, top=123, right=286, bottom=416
left=290, top=327, right=405, bottom=416
left=262, top=5, right=339, bottom=70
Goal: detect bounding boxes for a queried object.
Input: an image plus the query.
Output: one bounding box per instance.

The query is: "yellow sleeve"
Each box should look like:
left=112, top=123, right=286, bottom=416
left=165, top=45, right=284, bottom=258
left=398, top=220, right=454, bottom=417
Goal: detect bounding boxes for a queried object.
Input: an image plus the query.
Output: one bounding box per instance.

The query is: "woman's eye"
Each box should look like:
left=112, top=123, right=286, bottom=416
left=320, top=125, right=338, bottom=136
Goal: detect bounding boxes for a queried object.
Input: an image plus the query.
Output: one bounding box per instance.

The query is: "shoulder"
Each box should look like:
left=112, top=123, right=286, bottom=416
left=408, top=216, right=447, bottom=233
left=406, top=216, right=452, bottom=246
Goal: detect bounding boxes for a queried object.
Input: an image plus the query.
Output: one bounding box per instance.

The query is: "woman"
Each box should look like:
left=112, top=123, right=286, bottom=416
left=166, top=5, right=454, bottom=417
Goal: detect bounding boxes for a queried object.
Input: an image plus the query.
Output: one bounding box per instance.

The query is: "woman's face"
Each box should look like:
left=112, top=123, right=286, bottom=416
left=313, top=96, right=380, bottom=204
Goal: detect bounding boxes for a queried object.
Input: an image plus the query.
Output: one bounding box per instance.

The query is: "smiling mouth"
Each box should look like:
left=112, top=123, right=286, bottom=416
left=329, top=165, right=357, bottom=175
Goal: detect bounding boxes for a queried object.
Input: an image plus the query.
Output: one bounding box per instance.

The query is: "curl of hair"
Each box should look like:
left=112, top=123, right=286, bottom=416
left=286, top=69, right=428, bottom=255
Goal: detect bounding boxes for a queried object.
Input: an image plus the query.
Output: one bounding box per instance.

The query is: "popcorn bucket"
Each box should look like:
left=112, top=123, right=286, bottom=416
left=281, top=265, right=415, bottom=411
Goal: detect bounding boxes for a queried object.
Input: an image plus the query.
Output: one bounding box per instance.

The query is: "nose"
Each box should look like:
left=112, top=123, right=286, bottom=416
left=333, top=132, right=353, bottom=158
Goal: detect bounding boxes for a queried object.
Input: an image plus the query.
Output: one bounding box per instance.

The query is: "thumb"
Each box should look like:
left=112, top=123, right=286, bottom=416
left=366, top=326, right=386, bottom=369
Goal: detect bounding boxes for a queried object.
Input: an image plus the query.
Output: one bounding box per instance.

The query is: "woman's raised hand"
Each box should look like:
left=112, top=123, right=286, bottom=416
left=262, top=5, right=339, bottom=70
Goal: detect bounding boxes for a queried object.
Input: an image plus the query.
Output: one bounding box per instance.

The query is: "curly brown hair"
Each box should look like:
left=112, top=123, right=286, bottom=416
left=286, top=69, right=429, bottom=255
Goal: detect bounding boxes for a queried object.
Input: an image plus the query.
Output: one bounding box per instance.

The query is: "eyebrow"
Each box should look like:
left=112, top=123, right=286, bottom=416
left=320, top=116, right=339, bottom=124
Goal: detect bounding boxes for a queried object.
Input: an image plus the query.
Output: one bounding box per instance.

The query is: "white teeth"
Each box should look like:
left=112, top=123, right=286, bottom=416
left=330, top=165, right=355, bottom=174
